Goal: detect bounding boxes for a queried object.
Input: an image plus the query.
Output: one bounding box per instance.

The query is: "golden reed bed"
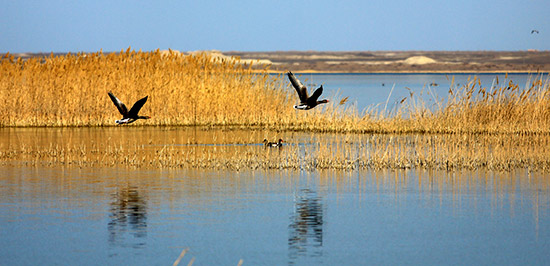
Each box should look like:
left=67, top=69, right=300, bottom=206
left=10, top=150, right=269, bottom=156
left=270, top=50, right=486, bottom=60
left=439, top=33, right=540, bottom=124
left=1, top=49, right=550, bottom=134
left=1, top=49, right=550, bottom=171
left=0, top=49, right=291, bottom=127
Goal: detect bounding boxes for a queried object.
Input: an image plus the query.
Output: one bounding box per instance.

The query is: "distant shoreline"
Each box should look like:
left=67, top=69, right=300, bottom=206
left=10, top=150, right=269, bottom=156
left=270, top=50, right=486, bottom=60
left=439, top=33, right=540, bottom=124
left=4, top=50, right=550, bottom=73
left=227, top=50, right=550, bottom=73
left=265, top=70, right=547, bottom=74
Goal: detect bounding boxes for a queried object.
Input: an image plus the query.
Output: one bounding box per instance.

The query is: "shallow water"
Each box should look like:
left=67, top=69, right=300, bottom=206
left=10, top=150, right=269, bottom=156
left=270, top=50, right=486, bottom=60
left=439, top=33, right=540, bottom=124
left=3, top=127, right=550, bottom=171
left=1, top=166, right=549, bottom=265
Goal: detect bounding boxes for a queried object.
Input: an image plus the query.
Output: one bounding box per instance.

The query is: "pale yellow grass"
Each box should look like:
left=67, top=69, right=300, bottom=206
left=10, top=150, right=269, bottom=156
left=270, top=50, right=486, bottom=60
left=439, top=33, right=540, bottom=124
left=0, top=49, right=293, bottom=127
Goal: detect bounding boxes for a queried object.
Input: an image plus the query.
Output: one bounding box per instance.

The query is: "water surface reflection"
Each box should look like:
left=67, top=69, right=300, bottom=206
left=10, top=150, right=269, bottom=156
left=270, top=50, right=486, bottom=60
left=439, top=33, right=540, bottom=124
left=108, top=187, right=148, bottom=249
left=0, top=166, right=549, bottom=265
left=288, top=189, right=324, bottom=263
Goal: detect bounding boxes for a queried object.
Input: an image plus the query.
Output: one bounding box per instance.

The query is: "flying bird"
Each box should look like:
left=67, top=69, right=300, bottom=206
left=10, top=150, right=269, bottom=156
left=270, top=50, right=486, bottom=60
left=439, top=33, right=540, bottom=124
left=531, top=30, right=539, bottom=34
left=287, top=71, right=329, bottom=110
left=108, top=92, right=151, bottom=124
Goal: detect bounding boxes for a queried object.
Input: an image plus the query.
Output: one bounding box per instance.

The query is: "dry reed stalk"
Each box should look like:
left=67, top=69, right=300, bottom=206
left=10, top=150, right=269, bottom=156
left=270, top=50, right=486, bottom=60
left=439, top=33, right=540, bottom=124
left=172, top=248, right=188, bottom=266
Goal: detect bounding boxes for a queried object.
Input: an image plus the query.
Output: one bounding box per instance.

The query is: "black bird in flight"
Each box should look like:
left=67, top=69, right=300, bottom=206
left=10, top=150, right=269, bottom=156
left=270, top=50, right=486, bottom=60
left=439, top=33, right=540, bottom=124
left=287, top=71, right=329, bottom=110
left=108, top=92, right=151, bottom=124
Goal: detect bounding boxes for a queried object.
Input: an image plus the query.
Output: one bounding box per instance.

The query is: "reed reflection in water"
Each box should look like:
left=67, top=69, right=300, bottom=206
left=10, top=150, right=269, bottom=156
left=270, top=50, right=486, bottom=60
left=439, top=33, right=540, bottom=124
left=108, top=186, right=148, bottom=249
left=2, top=127, right=550, bottom=171
left=288, top=189, right=324, bottom=263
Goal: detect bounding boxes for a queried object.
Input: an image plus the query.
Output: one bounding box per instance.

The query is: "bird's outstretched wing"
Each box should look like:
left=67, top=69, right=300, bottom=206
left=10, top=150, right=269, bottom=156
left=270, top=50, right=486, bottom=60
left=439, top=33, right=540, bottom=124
left=287, top=71, right=308, bottom=103
left=128, top=96, right=148, bottom=117
left=108, top=92, right=129, bottom=117
left=308, top=85, right=324, bottom=104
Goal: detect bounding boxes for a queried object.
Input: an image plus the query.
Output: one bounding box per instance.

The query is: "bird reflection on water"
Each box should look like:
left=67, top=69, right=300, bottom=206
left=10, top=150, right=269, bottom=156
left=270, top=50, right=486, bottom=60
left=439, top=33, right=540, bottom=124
left=288, top=189, right=324, bottom=263
left=108, top=187, right=148, bottom=249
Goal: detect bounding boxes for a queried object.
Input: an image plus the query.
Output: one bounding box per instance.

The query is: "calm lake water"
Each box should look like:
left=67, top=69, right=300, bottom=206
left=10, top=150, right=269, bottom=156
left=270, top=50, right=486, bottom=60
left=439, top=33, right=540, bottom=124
left=1, top=73, right=550, bottom=265
left=1, top=166, right=549, bottom=265
left=277, top=73, right=548, bottom=112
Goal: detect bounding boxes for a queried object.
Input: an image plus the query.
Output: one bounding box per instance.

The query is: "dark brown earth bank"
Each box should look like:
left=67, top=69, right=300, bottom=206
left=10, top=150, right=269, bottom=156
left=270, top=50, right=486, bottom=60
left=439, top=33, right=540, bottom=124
left=225, top=50, right=550, bottom=73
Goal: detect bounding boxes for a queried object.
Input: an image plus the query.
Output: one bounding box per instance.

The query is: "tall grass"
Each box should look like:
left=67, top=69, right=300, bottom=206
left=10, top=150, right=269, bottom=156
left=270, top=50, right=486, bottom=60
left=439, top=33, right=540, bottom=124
left=394, top=74, right=550, bottom=134
left=0, top=49, right=293, bottom=127
left=1, top=50, right=550, bottom=134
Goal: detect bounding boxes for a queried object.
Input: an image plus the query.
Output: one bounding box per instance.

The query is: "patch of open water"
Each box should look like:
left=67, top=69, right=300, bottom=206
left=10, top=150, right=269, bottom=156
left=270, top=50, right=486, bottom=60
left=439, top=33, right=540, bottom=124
left=1, top=164, right=549, bottom=265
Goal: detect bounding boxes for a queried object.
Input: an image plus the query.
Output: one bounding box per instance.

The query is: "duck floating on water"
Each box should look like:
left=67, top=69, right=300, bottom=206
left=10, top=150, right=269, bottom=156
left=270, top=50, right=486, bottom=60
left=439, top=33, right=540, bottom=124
left=287, top=71, right=329, bottom=110
left=108, top=92, right=151, bottom=124
left=263, top=138, right=283, bottom=147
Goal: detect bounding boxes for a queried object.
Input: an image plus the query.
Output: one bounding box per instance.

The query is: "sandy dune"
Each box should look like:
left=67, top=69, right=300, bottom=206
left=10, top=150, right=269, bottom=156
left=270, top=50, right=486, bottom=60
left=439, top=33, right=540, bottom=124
left=225, top=50, right=550, bottom=73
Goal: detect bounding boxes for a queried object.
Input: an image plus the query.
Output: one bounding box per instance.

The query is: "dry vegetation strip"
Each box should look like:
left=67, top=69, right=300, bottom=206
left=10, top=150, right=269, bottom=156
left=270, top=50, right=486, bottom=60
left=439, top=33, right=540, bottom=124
left=0, top=49, right=292, bottom=127
left=2, top=132, right=550, bottom=171
left=1, top=49, right=550, bottom=134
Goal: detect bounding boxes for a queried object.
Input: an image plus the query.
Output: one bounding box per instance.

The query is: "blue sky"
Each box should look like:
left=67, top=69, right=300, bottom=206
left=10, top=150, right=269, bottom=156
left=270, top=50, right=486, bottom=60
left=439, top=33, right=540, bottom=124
left=1, top=0, right=548, bottom=53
